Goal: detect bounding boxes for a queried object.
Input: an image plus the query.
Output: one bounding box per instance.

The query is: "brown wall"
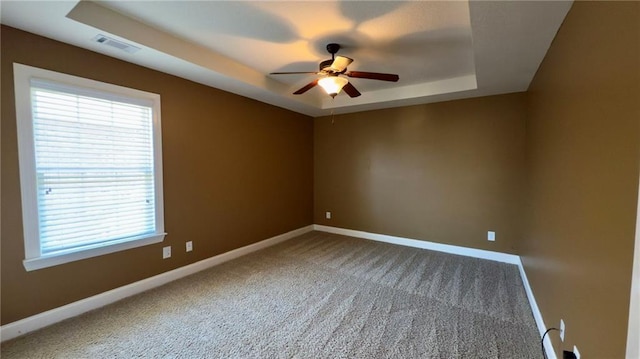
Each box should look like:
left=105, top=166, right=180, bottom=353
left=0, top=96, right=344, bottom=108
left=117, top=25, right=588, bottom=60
left=1, top=26, right=314, bottom=324
left=3, top=2, right=639, bottom=355
left=314, top=94, right=527, bottom=254
left=523, top=2, right=640, bottom=357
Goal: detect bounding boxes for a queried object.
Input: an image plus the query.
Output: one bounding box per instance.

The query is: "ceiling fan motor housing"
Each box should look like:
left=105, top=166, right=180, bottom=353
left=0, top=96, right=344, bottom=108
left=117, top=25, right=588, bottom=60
left=319, top=59, right=334, bottom=72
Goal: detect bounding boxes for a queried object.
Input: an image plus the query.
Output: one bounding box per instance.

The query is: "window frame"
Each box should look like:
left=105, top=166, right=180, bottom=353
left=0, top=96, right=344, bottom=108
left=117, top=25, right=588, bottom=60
left=13, top=63, right=166, bottom=271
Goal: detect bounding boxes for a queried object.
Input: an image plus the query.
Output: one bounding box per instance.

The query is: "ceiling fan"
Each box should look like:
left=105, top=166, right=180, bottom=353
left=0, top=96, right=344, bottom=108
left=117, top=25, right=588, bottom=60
left=270, top=43, right=399, bottom=98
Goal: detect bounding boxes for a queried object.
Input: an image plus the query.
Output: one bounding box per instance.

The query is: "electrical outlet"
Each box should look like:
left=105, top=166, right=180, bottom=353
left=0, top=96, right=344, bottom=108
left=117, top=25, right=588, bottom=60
left=573, top=346, right=580, bottom=359
left=560, top=319, right=565, bottom=342
left=162, top=246, right=171, bottom=259
left=186, top=241, right=193, bottom=252
left=326, top=211, right=331, bottom=219
left=487, top=231, right=496, bottom=241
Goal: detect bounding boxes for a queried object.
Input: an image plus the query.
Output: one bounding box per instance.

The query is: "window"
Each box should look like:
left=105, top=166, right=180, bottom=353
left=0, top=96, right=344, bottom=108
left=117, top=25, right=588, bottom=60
left=13, top=63, right=165, bottom=271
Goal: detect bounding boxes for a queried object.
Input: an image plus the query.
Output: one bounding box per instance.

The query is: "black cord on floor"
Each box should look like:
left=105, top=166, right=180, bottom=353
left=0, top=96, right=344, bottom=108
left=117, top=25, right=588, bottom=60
left=541, top=328, right=559, bottom=359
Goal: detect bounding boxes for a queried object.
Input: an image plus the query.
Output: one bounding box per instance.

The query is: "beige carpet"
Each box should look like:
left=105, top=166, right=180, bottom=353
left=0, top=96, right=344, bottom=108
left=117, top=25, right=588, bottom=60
left=1, top=231, right=541, bottom=358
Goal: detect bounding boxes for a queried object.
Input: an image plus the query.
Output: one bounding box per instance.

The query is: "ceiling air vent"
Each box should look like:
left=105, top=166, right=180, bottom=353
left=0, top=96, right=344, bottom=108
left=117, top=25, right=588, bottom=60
left=93, top=34, right=140, bottom=54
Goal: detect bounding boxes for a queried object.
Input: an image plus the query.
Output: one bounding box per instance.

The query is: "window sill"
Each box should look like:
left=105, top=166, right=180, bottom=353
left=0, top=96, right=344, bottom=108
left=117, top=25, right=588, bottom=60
left=23, top=233, right=167, bottom=271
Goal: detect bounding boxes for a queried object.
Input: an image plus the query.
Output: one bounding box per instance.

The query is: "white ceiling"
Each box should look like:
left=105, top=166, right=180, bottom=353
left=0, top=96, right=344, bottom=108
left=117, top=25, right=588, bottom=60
left=1, top=1, right=572, bottom=117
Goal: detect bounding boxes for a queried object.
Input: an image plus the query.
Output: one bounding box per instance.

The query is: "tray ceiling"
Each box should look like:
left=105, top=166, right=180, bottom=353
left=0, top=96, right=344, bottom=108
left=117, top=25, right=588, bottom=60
left=1, top=1, right=573, bottom=117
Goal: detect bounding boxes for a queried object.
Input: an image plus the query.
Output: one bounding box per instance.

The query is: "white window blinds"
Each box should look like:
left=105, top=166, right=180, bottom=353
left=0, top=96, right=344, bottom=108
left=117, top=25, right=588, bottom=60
left=30, top=79, right=158, bottom=255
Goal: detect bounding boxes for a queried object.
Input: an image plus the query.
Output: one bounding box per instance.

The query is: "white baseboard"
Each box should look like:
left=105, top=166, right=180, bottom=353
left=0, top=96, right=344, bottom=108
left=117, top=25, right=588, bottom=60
left=517, top=258, right=556, bottom=359
left=313, top=224, right=556, bottom=358
left=0, top=225, right=314, bottom=342
left=313, top=225, right=520, bottom=264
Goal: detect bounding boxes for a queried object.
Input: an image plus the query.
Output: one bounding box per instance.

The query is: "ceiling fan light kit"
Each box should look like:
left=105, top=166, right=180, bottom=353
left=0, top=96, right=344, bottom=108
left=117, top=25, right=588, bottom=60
left=318, top=76, right=348, bottom=98
left=270, top=43, right=399, bottom=99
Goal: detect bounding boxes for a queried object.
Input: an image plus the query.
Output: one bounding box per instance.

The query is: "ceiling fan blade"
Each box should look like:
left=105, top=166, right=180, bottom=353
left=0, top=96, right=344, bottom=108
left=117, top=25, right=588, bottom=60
left=330, top=56, right=353, bottom=72
left=293, top=79, right=319, bottom=95
left=342, top=82, right=361, bottom=98
left=346, top=71, right=399, bottom=82
left=270, top=71, right=318, bottom=75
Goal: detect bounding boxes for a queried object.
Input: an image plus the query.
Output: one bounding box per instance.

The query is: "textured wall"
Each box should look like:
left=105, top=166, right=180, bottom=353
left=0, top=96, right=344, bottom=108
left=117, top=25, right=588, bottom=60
left=1, top=26, right=314, bottom=324
left=523, top=2, right=640, bottom=357
left=314, top=94, right=527, bottom=254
